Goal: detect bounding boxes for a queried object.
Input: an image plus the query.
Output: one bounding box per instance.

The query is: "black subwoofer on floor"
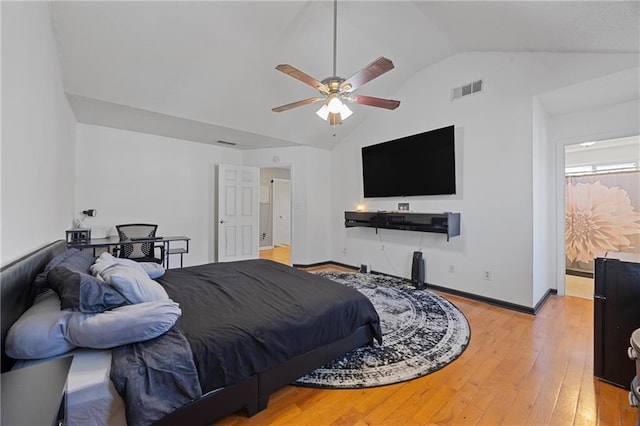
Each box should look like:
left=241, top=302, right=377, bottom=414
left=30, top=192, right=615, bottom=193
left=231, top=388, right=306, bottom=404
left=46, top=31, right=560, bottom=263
left=412, top=251, right=425, bottom=288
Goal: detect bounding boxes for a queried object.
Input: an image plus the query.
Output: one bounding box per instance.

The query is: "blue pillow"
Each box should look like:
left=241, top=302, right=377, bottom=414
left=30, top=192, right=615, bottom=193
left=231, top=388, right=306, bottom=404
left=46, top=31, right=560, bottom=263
left=35, top=248, right=97, bottom=295
left=48, top=266, right=128, bottom=313
left=45, top=248, right=95, bottom=274
left=99, top=264, right=168, bottom=304
left=91, top=252, right=165, bottom=279
left=139, top=262, right=165, bottom=279
left=65, top=300, right=181, bottom=349
left=5, top=290, right=77, bottom=359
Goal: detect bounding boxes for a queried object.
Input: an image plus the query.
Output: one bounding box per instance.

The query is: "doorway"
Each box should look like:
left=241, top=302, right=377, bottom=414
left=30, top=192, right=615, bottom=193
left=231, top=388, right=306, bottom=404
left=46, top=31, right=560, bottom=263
left=272, top=178, right=291, bottom=247
left=258, top=168, right=292, bottom=265
left=563, top=135, right=640, bottom=298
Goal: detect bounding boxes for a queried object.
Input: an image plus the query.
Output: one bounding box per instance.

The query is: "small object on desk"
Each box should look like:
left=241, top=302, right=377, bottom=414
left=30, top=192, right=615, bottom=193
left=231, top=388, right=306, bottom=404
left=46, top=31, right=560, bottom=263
left=1, top=356, right=72, bottom=426
left=66, top=228, right=91, bottom=244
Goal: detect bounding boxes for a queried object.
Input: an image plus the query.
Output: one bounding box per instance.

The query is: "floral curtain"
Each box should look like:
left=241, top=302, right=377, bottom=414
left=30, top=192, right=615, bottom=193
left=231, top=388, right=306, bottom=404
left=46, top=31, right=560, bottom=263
left=565, top=171, right=640, bottom=274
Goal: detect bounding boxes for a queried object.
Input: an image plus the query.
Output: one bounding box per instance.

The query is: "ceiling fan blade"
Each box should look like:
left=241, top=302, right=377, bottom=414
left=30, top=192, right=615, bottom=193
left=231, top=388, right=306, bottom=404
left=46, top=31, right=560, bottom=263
left=340, top=57, right=395, bottom=92
left=272, top=97, right=325, bottom=113
left=328, top=112, right=342, bottom=126
left=347, top=94, right=400, bottom=110
left=275, top=64, right=329, bottom=94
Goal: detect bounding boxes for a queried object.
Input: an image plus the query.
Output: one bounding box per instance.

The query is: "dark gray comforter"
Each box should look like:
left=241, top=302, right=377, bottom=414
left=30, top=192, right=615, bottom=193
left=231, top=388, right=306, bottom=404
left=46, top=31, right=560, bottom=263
left=112, top=259, right=382, bottom=424
left=110, top=327, right=202, bottom=426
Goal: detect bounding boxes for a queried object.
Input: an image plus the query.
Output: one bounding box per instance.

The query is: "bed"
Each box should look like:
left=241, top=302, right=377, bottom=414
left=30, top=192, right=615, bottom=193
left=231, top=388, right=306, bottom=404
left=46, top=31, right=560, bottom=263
left=1, top=240, right=381, bottom=425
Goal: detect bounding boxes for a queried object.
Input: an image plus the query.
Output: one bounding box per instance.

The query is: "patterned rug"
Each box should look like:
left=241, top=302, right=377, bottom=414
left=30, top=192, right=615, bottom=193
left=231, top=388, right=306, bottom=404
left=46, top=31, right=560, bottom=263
left=294, top=272, right=470, bottom=388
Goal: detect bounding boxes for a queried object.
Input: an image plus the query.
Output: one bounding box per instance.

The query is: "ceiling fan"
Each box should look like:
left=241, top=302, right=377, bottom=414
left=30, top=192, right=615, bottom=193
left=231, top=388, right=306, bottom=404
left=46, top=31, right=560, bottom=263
left=272, top=0, right=400, bottom=126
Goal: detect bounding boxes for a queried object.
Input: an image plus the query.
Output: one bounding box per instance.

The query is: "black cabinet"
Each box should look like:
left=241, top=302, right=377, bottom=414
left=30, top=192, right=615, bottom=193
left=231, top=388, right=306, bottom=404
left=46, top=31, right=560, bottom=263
left=345, top=211, right=460, bottom=241
left=1, top=356, right=72, bottom=425
left=594, top=253, right=640, bottom=388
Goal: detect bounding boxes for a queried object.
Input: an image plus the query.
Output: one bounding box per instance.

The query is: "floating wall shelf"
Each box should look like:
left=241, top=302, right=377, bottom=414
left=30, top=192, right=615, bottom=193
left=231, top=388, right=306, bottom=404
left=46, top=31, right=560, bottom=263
left=344, top=211, right=460, bottom=241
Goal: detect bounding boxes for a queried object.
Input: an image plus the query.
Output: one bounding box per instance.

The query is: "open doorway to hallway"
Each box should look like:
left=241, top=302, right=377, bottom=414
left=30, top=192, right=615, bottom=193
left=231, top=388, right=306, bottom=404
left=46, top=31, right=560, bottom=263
left=564, top=135, right=640, bottom=299
left=258, top=167, right=292, bottom=265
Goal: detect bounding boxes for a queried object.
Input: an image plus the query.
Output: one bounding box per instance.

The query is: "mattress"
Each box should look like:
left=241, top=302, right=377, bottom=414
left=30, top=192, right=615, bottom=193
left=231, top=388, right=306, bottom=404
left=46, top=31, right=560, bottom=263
left=156, top=258, right=382, bottom=392
left=14, top=349, right=126, bottom=426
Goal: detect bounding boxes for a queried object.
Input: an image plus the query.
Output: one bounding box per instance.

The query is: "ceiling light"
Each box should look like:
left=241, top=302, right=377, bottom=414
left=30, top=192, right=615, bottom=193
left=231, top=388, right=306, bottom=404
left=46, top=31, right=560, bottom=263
left=316, top=95, right=352, bottom=123
left=316, top=104, right=329, bottom=120
left=272, top=0, right=399, bottom=130
left=579, top=142, right=596, bottom=147
left=327, top=95, right=342, bottom=113
left=337, top=102, right=352, bottom=119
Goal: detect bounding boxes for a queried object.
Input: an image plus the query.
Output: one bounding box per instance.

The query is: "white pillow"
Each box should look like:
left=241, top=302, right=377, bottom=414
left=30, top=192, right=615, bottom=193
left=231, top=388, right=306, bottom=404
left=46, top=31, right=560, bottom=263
left=91, top=252, right=142, bottom=275
left=138, top=262, right=165, bottom=279
left=65, top=300, right=181, bottom=349
left=91, top=252, right=165, bottom=279
left=5, top=291, right=77, bottom=359
left=99, top=264, right=168, bottom=304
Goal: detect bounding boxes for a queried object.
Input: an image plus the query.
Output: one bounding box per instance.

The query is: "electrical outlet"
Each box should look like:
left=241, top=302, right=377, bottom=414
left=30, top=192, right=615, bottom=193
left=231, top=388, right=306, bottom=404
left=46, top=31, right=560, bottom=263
left=483, top=270, right=492, bottom=281
left=342, top=247, right=347, bottom=254
left=398, top=202, right=410, bottom=211
left=448, top=265, right=455, bottom=273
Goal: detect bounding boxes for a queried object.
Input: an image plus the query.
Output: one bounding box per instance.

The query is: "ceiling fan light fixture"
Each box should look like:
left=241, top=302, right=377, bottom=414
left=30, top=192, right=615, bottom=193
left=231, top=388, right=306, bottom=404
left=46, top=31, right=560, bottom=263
left=337, top=101, right=352, bottom=119
left=316, top=104, right=330, bottom=120
left=327, top=94, right=342, bottom=113
left=272, top=0, right=400, bottom=131
left=316, top=97, right=352, bottom=123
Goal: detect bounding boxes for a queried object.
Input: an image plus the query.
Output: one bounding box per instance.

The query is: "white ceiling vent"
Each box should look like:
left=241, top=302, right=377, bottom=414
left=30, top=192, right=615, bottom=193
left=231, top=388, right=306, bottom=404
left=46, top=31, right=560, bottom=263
left=451, top=80, right=483, bottom=101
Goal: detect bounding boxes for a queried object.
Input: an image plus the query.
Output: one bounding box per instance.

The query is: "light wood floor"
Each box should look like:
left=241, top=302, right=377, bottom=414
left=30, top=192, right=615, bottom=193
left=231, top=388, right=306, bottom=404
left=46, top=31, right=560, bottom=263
left=236, top=249, right=636, bottom=425
left=260, top=245, right=291, bottom=265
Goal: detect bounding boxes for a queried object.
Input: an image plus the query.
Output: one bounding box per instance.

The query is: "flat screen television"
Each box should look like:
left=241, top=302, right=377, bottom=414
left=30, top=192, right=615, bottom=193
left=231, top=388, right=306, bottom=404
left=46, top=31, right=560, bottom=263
left=361, top=125, right=455, bottom=197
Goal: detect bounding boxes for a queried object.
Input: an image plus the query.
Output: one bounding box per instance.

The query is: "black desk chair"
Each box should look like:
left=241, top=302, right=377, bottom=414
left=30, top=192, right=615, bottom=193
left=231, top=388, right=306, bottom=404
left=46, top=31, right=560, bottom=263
left=114, top=224, right=165, bottom=264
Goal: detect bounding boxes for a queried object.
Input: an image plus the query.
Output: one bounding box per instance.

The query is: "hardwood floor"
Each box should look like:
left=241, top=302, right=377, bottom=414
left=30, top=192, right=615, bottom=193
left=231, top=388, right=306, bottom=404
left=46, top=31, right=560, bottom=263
left=221, top=255, right=636, bottom=425
left=259, top=245, right=291, bottom=265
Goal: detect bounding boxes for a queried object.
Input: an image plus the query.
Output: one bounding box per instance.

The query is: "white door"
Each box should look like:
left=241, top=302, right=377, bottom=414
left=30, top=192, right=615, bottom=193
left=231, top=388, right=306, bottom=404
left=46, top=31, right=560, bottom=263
left=272, top=178, right=291, bottom=246
left=217, top=164, right=259, bottom=262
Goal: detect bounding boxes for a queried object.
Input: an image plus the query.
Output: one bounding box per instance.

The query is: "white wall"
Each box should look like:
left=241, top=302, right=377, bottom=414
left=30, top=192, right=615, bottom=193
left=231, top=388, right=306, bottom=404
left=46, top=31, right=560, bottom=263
left=243, top=146, right=332, bottom=265
left=532, top=97, right=556, bottom=303
left=1, top=2, right=77, bottom=265
left=74, top=124, right=241, bottom=267
left=331, top=52, right=638, bottom=309
left=76, top=132, right=332, bottom=267
left=551, top=99, right=640, bottom=146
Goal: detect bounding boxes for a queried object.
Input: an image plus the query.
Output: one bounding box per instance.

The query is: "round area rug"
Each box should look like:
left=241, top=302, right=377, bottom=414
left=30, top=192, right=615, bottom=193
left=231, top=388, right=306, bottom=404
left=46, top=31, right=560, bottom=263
left=294, top=272, right=470, bottom=389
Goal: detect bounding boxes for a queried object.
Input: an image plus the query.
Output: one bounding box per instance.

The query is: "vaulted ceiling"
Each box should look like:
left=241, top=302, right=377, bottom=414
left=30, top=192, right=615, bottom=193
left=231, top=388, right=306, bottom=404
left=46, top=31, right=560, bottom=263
left=50, top=1, right=640, bottom=150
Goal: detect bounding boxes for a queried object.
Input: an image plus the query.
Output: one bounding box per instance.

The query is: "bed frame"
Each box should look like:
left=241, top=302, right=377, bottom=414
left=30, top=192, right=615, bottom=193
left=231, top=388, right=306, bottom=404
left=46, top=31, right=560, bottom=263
left=0, top=240, right=376, bottom=424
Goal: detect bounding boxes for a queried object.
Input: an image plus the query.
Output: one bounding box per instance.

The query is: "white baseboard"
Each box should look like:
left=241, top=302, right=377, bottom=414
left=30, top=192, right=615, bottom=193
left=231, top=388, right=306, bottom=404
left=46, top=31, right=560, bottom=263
left=259, top=245, right=274, bottom=251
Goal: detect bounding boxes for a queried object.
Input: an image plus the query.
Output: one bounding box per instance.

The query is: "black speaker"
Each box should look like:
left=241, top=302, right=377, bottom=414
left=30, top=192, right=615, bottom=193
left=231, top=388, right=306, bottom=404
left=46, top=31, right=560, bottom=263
left=411, top=251, right=425, bottom=288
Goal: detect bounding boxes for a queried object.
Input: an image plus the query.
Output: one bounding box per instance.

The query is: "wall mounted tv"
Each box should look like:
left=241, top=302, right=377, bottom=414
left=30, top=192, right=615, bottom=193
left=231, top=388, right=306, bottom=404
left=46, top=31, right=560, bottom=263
left=361, top=125, right=456, bottom=198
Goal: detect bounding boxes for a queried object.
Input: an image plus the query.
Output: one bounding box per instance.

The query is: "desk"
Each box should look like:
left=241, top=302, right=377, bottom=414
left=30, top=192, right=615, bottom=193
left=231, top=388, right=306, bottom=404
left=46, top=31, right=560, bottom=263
left=69, top=235, right=190, bottom=268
